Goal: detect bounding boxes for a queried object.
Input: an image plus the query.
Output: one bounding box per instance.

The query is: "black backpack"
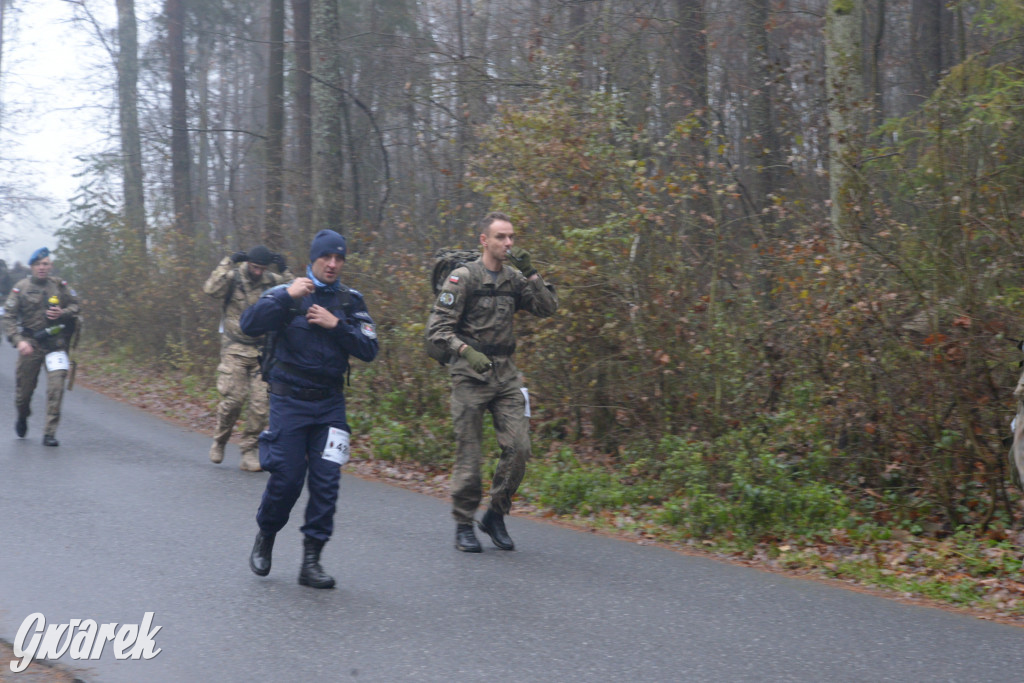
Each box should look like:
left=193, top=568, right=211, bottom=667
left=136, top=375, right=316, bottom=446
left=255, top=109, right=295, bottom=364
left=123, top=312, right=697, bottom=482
left=425, top=248, right=480, bottom=364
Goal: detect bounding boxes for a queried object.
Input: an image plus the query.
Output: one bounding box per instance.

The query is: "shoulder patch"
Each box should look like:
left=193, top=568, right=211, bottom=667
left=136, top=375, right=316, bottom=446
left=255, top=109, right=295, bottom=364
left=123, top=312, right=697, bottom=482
left=12, top=287, right=19, bottom=294
left=360, top=321, right=377, bottom=339
left=449, top=275, right=460, bottom=284
left=438, top=291, right=455, bottom=307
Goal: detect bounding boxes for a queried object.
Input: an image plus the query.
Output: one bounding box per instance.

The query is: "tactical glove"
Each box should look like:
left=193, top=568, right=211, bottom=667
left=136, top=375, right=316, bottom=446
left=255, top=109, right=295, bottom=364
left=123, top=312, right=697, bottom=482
left=461, top=346, right=492, bottom=374
left=507, top=247, right=537, bottom=279
left=271, top=252, right=287, bottom=270
left=230, top=251, right=248, bottom=263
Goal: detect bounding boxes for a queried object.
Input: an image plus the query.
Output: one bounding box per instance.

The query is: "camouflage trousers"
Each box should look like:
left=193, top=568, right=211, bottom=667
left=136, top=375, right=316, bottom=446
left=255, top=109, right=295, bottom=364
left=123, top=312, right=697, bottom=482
left=214, top=353, right=268, bottom=457
left=15, top=347, right=68, bottom=438
left=449, top=373, right=532, bottom=525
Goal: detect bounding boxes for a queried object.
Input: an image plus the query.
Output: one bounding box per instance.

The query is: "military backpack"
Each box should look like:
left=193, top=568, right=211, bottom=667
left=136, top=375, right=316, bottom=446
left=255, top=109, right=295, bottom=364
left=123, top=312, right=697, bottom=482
left=425, top=248, right=480, bottom=365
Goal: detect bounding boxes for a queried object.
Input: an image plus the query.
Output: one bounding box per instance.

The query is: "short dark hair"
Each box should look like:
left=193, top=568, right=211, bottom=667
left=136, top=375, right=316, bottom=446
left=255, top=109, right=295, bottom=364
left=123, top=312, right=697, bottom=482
left=478, top=211, right=512, bottom=236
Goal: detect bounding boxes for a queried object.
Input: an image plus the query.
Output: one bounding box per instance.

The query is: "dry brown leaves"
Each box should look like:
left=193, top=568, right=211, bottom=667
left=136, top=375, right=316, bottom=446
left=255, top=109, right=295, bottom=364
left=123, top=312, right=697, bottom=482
left=73, top=362, right=1024, bottom=628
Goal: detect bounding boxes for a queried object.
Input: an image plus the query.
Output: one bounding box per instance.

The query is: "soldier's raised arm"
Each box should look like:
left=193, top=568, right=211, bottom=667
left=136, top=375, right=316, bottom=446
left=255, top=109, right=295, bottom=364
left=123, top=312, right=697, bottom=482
left=203, top=251, right=247, bottom=298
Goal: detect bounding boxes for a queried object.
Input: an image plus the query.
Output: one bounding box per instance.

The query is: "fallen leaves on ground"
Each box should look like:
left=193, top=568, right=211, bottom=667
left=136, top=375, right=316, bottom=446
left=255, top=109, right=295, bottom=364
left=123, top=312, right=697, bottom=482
left=74, top=361, right=1024, bottom=628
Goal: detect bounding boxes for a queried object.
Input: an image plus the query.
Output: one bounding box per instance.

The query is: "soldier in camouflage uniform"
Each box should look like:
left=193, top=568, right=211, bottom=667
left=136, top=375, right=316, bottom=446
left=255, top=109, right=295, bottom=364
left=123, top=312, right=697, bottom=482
left=426, top=211, right=558, bottom=552
left=0, top=258, right=12, bottom=299
left=2, top=248, right=81, bottom=446
left=203, top=245, right=292, bottom=471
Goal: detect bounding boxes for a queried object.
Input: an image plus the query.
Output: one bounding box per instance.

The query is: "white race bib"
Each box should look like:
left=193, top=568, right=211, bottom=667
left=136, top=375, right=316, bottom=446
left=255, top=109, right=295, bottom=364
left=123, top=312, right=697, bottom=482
left=322, top=427, right=351, bottom=465
left=45, top=351, right=70, bottom=372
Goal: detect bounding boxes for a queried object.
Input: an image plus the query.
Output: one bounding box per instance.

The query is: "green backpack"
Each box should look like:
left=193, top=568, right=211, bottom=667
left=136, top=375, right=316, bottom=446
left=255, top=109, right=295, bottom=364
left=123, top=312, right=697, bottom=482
left=425, top=248, right=480, bottom=364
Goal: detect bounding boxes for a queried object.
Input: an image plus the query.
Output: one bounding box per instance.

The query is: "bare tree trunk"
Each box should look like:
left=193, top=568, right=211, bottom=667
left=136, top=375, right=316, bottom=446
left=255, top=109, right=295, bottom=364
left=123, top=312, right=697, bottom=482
left=116, top=0, right=147, bottom=259
left=312, top=0, right=345, bottom=236
left=911, top=0, right=943, bottom=99
left=675, top=0, right=707, bottom=113
left=194, top=26, right=213, bottom=247
left=868, top=0, right=885, bottom=128
left=165, top=0, right=196, bottom=348
left=825, top=0, right=864, bottom=237
left=264, top=0, right=285, bottom=249
left=167, top=0, right=193, bottom=246
left=291, top=0, right=313, bottom=237
left=745, top=0, right=782, bottom=224
left=567, top=0, right=588, bottom=89
left=452, top=0, right=470, bottom=234
left=451, top=0, right=488, bottom=232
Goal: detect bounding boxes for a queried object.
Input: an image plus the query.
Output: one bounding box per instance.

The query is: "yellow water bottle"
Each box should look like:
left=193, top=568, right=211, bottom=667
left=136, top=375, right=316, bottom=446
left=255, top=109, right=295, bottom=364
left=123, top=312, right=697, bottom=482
left=45, top=295, right=63, bottom=336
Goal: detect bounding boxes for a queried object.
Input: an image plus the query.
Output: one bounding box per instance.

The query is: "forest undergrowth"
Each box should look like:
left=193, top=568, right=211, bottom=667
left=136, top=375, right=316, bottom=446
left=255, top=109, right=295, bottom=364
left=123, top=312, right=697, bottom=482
left=75, top=344, right=1024, bottom=626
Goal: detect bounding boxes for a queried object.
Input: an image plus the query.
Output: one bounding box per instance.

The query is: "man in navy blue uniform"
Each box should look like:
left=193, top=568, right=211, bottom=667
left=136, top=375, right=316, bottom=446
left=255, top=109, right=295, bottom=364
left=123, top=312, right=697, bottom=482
left=240, top=229, right=378, bottom=589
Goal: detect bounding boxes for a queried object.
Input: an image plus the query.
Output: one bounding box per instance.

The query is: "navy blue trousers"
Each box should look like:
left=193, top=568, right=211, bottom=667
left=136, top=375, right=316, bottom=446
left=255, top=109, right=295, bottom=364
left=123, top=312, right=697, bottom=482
left=256, top=392, right=349, bottom=542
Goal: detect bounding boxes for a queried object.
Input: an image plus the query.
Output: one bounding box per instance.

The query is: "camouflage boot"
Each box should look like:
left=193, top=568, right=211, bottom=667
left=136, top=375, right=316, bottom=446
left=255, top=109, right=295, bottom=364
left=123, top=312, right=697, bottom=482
left=209, top=440, right=226, bottom=464
left=239, top=449, right=262, bottom=472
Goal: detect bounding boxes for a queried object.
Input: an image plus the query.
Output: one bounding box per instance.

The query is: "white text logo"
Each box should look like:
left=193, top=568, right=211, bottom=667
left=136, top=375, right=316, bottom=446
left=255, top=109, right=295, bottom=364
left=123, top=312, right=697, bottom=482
left=11, top=612, right=162, bottom=673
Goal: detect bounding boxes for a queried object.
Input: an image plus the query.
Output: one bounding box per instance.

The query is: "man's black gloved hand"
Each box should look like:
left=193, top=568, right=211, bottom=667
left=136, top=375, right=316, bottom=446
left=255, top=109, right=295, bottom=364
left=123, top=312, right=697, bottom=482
left=507, top=247, right=537, bottom=279
left=230, top=251, right=248, bottom=263
left=461, top=346, right=492, bottom=374
left=271, top=253, right=287, bottom=270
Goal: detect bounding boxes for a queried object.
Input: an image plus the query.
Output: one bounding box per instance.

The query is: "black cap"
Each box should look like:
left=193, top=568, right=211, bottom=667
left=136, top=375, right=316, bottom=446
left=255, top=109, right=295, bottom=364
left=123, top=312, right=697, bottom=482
left=247, top=245, right=273, bottom=266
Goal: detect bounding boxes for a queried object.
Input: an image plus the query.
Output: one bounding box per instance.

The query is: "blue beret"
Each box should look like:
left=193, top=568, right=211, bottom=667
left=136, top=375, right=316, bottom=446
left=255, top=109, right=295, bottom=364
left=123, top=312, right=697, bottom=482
left=29, top=247, right=50, bottom=265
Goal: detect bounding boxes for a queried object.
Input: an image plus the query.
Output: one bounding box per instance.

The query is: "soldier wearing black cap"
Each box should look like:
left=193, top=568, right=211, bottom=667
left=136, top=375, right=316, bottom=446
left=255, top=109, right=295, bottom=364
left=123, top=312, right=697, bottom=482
left=2, top=247, right=81, bottom=446
left=203, top=245, right=292, bottom=470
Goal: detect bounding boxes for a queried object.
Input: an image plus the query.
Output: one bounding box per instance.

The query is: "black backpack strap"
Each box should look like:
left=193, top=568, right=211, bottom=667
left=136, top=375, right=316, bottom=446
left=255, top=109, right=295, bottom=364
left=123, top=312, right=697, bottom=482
left=222, top=270, right=238, bottom=313
left=334, top=288, right=353, bottom=316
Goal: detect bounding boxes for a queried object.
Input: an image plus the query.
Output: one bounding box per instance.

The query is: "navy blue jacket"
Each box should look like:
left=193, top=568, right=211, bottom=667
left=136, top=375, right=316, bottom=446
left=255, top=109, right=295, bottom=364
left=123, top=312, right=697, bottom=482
left=240, top=284, right=378, bottom=389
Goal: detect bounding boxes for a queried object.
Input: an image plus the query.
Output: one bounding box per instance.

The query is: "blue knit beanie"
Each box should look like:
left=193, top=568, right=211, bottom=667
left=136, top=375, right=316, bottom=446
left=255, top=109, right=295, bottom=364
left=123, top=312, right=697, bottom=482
left=309, top=230, right=346, bottom=262
left=28, top=247, right=50, bottom=265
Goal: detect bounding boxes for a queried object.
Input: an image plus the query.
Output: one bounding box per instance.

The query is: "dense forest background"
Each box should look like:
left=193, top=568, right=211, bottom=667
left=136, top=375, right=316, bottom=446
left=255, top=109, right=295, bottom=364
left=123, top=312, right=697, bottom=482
left=4, top=0, right=1024, bottom=563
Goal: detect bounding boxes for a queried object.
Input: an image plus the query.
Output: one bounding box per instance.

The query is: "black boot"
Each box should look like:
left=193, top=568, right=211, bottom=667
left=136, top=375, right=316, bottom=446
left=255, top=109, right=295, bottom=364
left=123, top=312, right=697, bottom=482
left=249, top=530, right=275, bottom=576
left=298, top=536, right=336, bottom=589
left=15, top=416, right=27, bottom=438
left=478, top=509, right=515, bottom=550
left=42, top=435, right=59, bottom=447
left=455, top=523, right=482, bottom=553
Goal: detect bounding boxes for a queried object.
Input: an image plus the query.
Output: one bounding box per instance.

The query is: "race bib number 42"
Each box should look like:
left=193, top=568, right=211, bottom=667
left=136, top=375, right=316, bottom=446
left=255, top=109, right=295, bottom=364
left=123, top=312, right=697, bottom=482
left=322, top=427, right=351, bottom=465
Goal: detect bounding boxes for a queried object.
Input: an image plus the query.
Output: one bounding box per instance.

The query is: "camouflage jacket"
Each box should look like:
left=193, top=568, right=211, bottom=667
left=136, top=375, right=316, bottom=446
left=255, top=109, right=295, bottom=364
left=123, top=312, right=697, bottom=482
left=2, top=276, right=81, bottom=351
left=203, top=258, right=293, bottom=357
left=426, top=257, right=557, bottom=383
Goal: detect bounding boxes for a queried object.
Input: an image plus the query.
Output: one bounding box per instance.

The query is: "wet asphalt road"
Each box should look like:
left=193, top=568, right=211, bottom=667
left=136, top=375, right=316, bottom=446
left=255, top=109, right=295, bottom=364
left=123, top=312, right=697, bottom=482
left=0, top=342, right=1022, bottom=682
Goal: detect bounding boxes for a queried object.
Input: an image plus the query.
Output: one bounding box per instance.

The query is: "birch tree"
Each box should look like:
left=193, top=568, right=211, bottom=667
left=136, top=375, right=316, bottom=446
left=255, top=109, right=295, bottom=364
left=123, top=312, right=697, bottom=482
left=824, top=0, right=864, bottom=236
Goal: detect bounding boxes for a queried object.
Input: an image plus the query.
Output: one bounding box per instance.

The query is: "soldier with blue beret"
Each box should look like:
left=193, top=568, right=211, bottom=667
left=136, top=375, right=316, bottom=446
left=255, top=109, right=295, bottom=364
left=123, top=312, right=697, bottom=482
left=2, top=247, right=81, bottom=446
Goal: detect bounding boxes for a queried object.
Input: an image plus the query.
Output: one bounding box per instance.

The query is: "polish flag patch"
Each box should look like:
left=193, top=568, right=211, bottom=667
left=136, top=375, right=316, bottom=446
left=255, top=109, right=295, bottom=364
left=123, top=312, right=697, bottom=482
left=449, top=275, right=460, bottom=283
